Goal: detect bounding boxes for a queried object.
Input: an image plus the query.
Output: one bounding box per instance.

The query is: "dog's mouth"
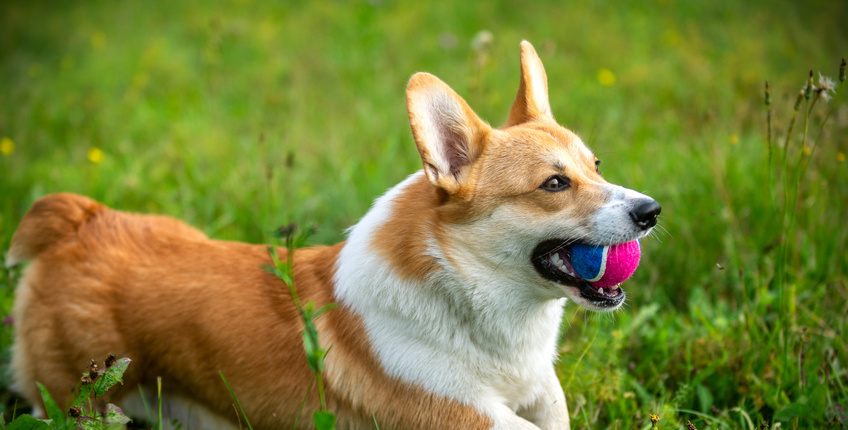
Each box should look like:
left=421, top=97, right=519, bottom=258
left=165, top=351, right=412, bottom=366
left=531, top=239, right=624, bottom=308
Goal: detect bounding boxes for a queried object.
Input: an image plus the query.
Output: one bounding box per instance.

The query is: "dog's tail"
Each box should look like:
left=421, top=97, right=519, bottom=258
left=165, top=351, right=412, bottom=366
left=6, top=193, right=104, bottom=267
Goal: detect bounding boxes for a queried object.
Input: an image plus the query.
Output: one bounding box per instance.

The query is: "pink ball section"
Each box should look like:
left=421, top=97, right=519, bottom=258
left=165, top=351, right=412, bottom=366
left=591, top=240, right=641, bottom=288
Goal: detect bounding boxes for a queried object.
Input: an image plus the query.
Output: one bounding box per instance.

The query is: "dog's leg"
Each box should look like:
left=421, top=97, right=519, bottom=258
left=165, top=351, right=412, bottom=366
left=487, top=403, right=544, bottom=430
left=516, top=370, right=570, bottom=430
left=120, top=389, right=238, bottom=430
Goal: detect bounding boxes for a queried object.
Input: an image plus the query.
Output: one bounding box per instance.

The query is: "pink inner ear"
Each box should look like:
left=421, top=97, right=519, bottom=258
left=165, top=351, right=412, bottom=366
left=437, top=124, right=472, bottom=178
left=406, top=72, right=489, bottom=189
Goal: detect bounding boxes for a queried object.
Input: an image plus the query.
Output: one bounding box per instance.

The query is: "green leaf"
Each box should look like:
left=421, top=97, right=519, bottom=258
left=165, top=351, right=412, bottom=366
left=695, top=384, right=714, bottom=413
left=104, top=403, right=131, bottom=425
left=302, top=331, right=325, bottom=372
left=78, top=416, right=104, bottom=430
left=303, top=301, right=316, bottom=315
left=301, top=318, right=328, bottom=373
left=262, top=247, right=293, bottom=285
left=774, top=402, right=810, bottom=421
left=5, top=415, right=51, bottom=430
left=280, top=271, right=293, bottom=286
left=36, top=382, right=67, bottom=430
left=313, top=410, right=336, bottom=430
left=73, top=382, right=94, bottom=407
left=94, top=358, right=131, bottom=396
left=312, top=303, right=337, bottom=319
left=261, top=264, right=283, bottom=279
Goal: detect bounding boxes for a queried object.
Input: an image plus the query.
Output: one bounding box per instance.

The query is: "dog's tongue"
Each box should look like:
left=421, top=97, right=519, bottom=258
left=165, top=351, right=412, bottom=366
left=570, top=240, right=641, bottom=288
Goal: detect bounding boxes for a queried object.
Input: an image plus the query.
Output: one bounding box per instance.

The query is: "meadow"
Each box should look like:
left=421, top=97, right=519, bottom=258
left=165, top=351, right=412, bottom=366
left=1, top=0, right=847, bottom=428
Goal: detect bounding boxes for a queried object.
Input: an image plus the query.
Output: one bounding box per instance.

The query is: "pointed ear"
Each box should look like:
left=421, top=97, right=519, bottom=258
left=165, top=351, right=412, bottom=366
left=406, top=72, right=489, bottom=194
left=507, top=41, right=553, bottom=126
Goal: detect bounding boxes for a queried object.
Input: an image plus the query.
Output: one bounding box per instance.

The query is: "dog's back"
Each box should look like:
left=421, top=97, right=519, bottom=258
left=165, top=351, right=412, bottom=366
left=8, top=193, right=322, bottom=426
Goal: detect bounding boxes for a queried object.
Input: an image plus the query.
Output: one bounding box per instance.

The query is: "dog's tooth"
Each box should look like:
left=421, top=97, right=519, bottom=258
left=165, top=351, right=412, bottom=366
left=599, top=287, right=605, bottom=295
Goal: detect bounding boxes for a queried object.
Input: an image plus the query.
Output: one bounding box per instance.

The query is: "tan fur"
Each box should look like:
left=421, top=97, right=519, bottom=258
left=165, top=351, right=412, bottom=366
left=10, top=193, right=491, bottom=429
left=372, top=177, right=445, bottom=281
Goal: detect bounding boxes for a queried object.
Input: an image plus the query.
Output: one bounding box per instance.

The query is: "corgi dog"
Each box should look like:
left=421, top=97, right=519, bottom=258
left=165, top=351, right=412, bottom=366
left=7, top=41, right=660, bottom=430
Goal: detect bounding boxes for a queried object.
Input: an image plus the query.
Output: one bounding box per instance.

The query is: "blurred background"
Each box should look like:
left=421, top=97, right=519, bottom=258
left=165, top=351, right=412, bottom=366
left=1, top=0, right=846, bottom=428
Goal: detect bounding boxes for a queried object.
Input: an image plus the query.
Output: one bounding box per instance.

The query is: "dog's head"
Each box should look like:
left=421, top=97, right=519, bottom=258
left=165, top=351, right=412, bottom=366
left=405, top=41, right=660, bottom=312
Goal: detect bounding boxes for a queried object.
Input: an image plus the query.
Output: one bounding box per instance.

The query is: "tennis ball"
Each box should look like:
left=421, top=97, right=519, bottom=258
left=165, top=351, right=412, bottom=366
left=570, top=240, right=641, bottom=288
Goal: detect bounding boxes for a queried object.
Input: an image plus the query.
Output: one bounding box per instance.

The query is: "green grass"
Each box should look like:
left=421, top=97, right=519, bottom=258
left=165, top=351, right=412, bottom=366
left=1, top=0, right=847, bottom=428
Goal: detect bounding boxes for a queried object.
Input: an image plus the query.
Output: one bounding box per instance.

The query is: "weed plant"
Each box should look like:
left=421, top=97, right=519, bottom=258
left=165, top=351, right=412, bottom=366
left=4, top=355, right=132, bottom=430
left=262, top=224, right=336, bottom=430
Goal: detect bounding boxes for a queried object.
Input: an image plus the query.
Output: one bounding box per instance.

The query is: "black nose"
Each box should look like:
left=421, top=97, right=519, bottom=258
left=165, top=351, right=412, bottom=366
left=629, top=198, right=661, bottom=230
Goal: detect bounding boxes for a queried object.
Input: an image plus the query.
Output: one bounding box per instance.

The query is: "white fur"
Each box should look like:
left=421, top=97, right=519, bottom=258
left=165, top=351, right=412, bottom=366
left=591, top=184, right=656, bottom=245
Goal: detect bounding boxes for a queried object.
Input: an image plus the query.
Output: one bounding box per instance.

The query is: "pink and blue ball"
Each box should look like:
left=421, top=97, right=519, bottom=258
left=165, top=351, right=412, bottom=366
left=570, top=240, right=641, bottom=288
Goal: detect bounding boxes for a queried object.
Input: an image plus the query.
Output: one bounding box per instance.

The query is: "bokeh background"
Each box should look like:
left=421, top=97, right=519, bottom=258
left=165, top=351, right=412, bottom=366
left=1, top=0, right=846, bottom=428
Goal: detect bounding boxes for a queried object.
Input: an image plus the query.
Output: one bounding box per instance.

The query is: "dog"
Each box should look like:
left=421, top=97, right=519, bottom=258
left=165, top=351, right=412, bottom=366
left=7, top=41, right=660, bottom=429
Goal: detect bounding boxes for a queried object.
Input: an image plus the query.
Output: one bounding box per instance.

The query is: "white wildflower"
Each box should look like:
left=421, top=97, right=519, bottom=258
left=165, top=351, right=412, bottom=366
left=817, top=73, right=836, bottom=102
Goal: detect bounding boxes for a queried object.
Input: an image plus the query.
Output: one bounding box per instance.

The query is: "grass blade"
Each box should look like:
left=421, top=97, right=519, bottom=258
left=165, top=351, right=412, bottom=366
left=219, top=372, right=254, bottom=430
left=157, top=377, right=163, bottom=430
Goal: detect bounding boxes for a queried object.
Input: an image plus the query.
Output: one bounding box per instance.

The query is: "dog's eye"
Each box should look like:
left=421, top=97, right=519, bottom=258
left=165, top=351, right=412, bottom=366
left=540, top=175, right=571, bottom=191
left=595, top=159, right=602, bottom=175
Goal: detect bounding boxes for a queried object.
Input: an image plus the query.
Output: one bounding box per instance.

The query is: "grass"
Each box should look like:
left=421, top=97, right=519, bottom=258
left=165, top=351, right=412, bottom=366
left=1, top=0, right=847, bottom=428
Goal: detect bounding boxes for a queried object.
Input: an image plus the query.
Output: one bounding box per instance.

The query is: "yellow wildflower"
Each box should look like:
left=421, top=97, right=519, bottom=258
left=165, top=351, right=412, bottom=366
left=598, top=69, right=616, bottom=86
left=90, top=31, right=106, bottom=50
left=88, top=147, right=105, bottom=164
left=0, top=137, right=13, bottom=156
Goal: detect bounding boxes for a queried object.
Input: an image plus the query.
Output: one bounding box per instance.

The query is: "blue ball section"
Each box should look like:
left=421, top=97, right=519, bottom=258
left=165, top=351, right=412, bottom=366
left=570, top=243, right=607, bottom=281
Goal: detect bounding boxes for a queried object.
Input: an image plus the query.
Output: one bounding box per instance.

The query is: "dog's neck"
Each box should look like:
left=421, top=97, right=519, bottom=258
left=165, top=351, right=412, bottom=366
left=334, top=171, right=564, bottom=405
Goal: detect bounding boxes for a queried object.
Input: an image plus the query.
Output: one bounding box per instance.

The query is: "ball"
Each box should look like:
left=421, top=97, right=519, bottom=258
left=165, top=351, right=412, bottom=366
left=570, top=240, right=641, bottom=288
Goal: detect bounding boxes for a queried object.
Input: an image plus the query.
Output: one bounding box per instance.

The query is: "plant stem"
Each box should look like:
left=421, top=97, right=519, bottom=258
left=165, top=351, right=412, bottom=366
left=801, top=85, right=842, bottom=179
left=794, top=92, right=820, bottom=179
left=294, top=373, right=318, bottom=430
left=317, top=373, right=327, bottom=411
left=782, top=92, right=803, bottom=167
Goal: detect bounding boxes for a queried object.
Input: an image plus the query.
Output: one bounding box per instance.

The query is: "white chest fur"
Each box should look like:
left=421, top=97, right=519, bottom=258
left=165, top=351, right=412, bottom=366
left=333, top=173, right=565, bottom=413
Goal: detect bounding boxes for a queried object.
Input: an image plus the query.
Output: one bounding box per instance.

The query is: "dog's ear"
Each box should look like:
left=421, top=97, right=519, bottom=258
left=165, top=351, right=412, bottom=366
left=406, top=72, right=489, bottom=194
left=506, top=41, right=553, bottom=126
